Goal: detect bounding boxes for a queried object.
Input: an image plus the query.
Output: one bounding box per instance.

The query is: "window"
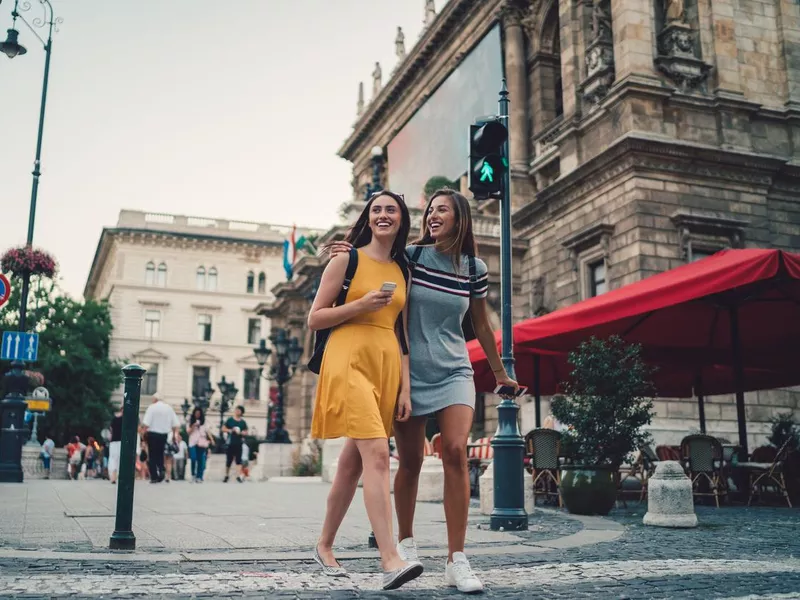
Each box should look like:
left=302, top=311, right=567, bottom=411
left=246, top=271, right=255, bottom=294
left=192, top=366, right=210, bottom=399
left=589, top=261, right=607, bottom=297
left=144, top=310, right=161, bottom=338
left=196, top=266, right=206, bottom=290
left=689, top=247, right=717, bottom=262
left=258, top=272, right=267, bottom=294
left=247, top=318, right=261, bottom=345
left=197, top=314, right=212, bottom=342
left=145, top=262, right=155, bottom=285
left=243, top=369, right=261, bottom=401
left=157, top=262, right=167, bottom=287
left=208, top=267, right=218, bottom=291
left=141, top=363, right=159, bottom=395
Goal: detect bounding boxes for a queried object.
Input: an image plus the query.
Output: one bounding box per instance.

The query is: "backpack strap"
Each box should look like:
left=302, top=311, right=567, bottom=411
left=336, top=248, right=359, bottom=306
left=408, top=246, right=423, bottom=270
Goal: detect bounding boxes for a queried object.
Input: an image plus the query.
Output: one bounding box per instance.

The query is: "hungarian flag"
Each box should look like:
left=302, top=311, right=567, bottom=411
left=282, top=225, right=314, bottom=281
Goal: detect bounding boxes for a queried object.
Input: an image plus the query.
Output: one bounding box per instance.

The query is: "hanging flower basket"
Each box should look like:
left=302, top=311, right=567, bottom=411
left=24, top=370, right=45, bottom=388
left=1, top=246, right=57, bottom=278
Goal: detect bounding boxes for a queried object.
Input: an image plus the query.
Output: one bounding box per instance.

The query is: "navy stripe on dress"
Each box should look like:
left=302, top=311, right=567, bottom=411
left=411, top=264, right=488, bottom=298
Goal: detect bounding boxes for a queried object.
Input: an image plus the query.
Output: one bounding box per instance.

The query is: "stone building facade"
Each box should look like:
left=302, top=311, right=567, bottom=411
left=264, top=0, right=800, bottom=448
left=84, top=210, right=315, bottom=437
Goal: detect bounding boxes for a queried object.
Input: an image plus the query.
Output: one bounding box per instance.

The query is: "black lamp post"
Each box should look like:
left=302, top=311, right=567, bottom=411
left=214, top=376, right=238, bottom=452
left=180, top=398, right=191, bottom=422
left=193, top=381, right=214, bottom=413
left=363, top=145, right=384, bottom=199
left=254, top=328, right=302, bottom=444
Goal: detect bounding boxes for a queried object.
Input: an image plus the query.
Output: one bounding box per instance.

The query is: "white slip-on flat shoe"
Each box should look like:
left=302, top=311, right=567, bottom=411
left=313, top=545, right=348, bottom=577
left=382, top=560, right=423, bottom=590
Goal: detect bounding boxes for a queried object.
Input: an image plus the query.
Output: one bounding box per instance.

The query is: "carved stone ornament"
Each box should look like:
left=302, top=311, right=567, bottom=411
left=654, top=22, right=711, bottom=90
left=582, top=0, right=615, bottom=105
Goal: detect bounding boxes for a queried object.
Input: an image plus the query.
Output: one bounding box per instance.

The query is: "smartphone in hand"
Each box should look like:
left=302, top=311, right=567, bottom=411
left=380, top=282, right=397, bottom=293
left=494, top=384, right=528, bottom=397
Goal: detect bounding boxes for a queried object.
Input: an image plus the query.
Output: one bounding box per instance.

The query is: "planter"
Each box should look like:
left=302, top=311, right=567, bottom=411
left=560, top=465, right=617, bottom=515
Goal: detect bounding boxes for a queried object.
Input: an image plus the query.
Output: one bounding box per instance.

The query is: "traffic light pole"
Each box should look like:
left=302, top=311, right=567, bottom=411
left=490, top=79, right=528, bottom=532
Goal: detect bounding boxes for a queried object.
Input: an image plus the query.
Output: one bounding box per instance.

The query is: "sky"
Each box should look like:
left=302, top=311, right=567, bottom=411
left=0, top=0, right=436, bottom=298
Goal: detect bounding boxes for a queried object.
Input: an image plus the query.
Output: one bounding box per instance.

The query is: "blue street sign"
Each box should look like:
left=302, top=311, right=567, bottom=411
left=1, top=331, right=39, bottom=362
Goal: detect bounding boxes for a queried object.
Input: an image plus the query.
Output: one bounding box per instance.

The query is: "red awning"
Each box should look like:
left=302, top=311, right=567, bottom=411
left=468, top=250, right=800, bottom=447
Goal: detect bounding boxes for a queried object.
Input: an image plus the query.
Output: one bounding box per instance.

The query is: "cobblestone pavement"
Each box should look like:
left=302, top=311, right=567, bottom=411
left=1, top=481, right=799, bottom=598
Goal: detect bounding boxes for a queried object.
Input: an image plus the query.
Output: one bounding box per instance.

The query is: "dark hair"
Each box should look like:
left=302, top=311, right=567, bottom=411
left=325, top=190, right=411, bottom=269
left=190, top=407, right=205, bottom=426
left=416, top=188, right=478, bottom=268
left=236, top=405, right=245, bottom=415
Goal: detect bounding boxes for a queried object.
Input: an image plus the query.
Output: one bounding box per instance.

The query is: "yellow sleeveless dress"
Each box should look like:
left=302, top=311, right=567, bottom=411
left=311, top=250, right=407, bottom=440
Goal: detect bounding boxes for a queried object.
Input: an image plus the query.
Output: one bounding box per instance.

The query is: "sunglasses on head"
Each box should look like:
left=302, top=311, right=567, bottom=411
left=369, top=190, right=405, bottom=202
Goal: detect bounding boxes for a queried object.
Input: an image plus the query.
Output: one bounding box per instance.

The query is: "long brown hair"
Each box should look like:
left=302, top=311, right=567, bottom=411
left=415, top=189, right=478, bottom=269
left=324, top=190, right=411, bottom=268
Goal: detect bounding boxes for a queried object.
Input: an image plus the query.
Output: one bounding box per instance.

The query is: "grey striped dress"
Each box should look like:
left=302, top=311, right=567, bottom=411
left=406, top=245, right=489, bottom=416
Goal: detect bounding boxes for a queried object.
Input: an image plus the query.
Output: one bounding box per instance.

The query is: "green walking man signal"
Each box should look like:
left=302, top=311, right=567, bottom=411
left=480, top=162, right=494, bottom=183
left=468, top=119, right=508, bottom=199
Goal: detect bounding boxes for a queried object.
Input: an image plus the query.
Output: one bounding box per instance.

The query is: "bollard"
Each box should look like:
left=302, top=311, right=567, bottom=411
left=643, top=461, right=698, bottom=528
left=109, top=364, right=146, bottom=550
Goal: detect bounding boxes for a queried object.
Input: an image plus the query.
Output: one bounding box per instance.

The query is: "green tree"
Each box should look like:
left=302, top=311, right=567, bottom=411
left=0, top=276, right=122, bottom=445
left=424, top=175, right=458, bottom=198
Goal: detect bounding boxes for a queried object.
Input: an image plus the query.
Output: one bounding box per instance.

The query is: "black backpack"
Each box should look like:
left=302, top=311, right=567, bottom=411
left=308, top=248, right=409, bottom=374
left=408, top=246, right=477, bottom=341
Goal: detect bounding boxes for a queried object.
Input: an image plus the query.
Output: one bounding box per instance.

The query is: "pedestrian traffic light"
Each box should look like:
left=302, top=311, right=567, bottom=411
left=468, top=119, right=508, bottom=199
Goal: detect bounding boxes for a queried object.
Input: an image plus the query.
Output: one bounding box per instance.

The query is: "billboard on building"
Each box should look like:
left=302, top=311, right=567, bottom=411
left=387, top=24, right=504, bottom=208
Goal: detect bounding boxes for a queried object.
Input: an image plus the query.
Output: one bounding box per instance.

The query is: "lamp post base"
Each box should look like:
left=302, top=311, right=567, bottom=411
left=266, top=428, right=291, bottom=444
left=109, top=531, right=136, bottom=551
left=0, top=364, right=29, bottom=483
left=489, top=509, right=528, bottom=532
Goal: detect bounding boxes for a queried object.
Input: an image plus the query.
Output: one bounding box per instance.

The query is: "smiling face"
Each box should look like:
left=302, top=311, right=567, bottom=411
left=369, top=193, right=402, bottom=241
left=426, top=194, right=457, bottom=242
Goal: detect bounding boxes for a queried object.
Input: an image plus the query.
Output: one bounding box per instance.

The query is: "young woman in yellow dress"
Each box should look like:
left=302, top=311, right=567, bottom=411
left=307, top=190, right=423, bottom=590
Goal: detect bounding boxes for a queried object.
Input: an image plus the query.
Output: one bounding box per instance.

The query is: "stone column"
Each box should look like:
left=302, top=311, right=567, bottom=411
left=609, top=0, right=659, bottom=82
left=776, top=0, right=800, bottom=106
left=502, top=2, right=530, bottom=174
left=502, top=1, right=535, bottom=209
left=696, top=0, right=741, bottom=95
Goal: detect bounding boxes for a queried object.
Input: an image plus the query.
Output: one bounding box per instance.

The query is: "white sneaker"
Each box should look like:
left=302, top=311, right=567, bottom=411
left=445, top=552, right=484, bottom=594
left=396, top=537, right=419, bottom=562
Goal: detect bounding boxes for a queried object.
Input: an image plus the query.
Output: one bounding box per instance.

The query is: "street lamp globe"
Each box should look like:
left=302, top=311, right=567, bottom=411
left=370, top=145, right=383, bottom=158
left=270, top=328, right=289, bottom=358
left=254, top=338, right=272, bottom=367
left=0, top=28, right=26, bottom=58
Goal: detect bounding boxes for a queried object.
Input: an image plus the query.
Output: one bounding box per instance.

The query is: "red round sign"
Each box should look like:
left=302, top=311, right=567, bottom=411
left=0, top=273, right=10, bottom=309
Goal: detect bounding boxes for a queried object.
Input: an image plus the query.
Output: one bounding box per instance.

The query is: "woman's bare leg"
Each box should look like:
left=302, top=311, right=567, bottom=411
left=317, top=439, right=362, bottom=566
left=437, top=405, right=474, bottom=561
left=354, top=438, right=405, bottom=571
left=392, top=416, right=428, bottom=541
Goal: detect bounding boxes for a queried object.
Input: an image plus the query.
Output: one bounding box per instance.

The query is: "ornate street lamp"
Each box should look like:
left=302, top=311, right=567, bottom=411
left=0, top=0, right=61, bottom=484
left=253, top=328, right=302, bottom=443
left=180, top=398, right=191, bottom=421
left=213, top=376, right=238, bottom=452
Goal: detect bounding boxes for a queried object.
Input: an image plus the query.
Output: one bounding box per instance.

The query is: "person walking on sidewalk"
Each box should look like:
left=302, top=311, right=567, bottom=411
left=188, top=407, right=212, bottom=482
left=329, top=189, right=519, bottom=593
left=141, top=394, right=180, bottom=483
left=108, top=408, right=123, bottom=484
left=308, top=191, right=422, bottom=591
left=222, top=406, right=248, bottom=483
left=40, top=436, right=55, bottom=479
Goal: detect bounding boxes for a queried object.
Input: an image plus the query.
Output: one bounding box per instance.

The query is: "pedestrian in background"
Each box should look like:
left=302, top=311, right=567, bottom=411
left=141, top=394, right=179, bottom=483
left=222, top=406, right=248, bottom=483
left=108, top=408, right=123, bottom=484
left=173, top=432, right=188, bottom=480
left=40, top=436, right=55, bottom=479
left=188, top=407, right=211, bottom=483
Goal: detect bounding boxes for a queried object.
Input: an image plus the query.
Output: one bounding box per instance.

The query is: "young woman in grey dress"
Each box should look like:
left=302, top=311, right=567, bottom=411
left=330, top=189, right=518, bottom=593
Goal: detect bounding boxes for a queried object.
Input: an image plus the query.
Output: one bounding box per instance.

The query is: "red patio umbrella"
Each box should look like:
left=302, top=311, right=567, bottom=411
left=469, top=249, right=800, bottom=455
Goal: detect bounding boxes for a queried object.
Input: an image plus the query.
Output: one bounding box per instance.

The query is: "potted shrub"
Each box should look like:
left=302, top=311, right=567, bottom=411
left=552, top=336, right=656, bottom=515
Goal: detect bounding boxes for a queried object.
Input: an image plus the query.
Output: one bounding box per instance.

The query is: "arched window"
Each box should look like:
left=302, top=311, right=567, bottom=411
left=196, top=266, right=206, bottom=290
left=527, top=2, right=563, bottom=132
left=145, top=261, right=155, bottom=285
left=258, top=272, right=266, bottom=294
left=208, top=267, right=218, bottom=291
left=157, top=262, right=167, bottom=287
left=246, top=271, right=255, bottom=294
